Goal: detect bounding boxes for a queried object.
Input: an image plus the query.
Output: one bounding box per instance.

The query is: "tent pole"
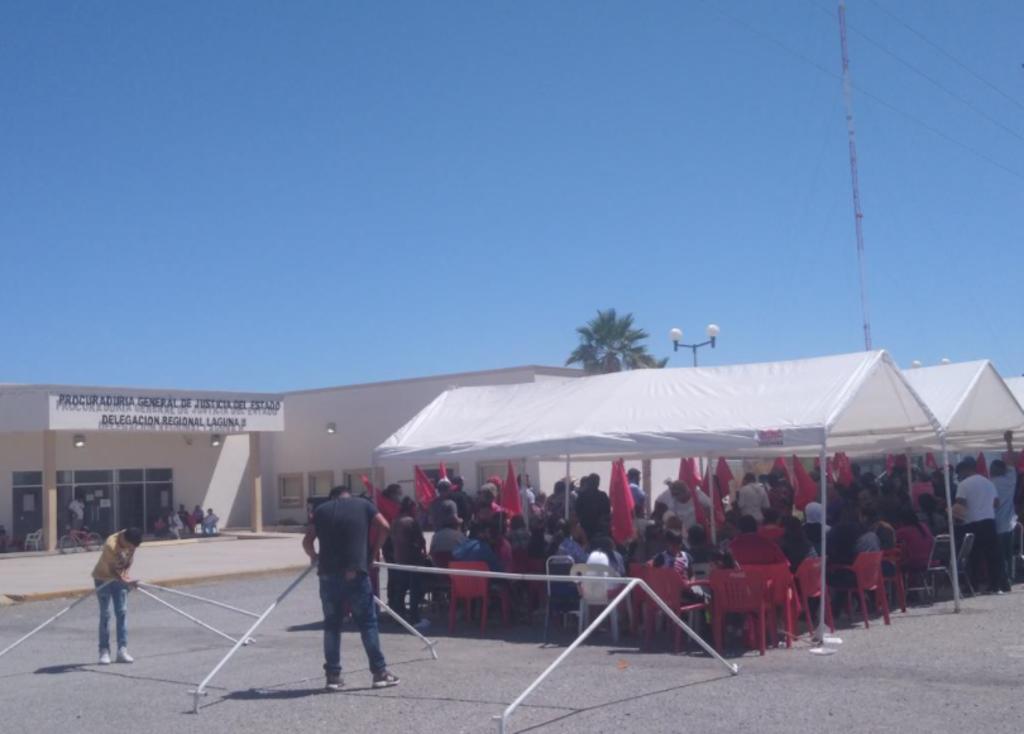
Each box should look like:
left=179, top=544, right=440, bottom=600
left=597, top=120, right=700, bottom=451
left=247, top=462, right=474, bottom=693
left=521, top=458, right=530, bottom=531
left=708, top=455, right=717, bottom=546
left=810, top=444, right=838, bottom=654
left=941, top=438, right=961, bottom=612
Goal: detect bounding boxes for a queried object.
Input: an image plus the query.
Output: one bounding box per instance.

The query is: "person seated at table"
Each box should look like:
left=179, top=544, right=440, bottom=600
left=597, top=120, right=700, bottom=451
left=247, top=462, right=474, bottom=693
left=803, top=502, right=827, bottom=556
left=651, top=529, right=692, bottom=579
left=861, top=505, right=895, bottom=549
left=728, top=515, right=787, bottom=566
left=177, top=504, right=194, bottom=534
left=167, top=511, right=184, bottom=539
left=588, top=534, right=625, bottom=576
left=631, top=522, right=664, bottom=563
left=153, top=515, right=168, bottom=537
left=895, top=509, right=934, bottom=574
left=452, top=522, right=503, bottom=572
left=917, top=493, right=948, bottom=536
left=827, top=505, right=879, bottom=568
left=554, top=520, right=589, bottom=563
left=779, top=515, right=816, bottom=573
left=507, top=514, right=531, bottom=551
left=429, top=504, right=466, bottom=555
left=757, top=508, right=785, bottom=543
left=686, top=524, right=716, bottom=566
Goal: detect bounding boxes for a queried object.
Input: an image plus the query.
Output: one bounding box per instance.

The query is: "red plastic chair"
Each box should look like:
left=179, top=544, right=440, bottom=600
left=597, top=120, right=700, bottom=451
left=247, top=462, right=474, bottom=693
left=831, top=551, right=890, bottom=628
left=642, top=566, right=707, bottom=652
left=448, top=561, right=510, bottom=633
left=709, top=568, right=770, bottom=656
left=793, top=557, right=834, bottom=637
left=883, top=547, right=907, bottom=613
left=742, top=562, right=798, bottom=648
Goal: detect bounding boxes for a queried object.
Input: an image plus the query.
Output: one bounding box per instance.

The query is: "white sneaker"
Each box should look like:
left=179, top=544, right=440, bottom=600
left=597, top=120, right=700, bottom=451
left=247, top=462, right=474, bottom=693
left=116, top=647, right=134, bottom=664
left=98, top=650, right=111, bottom=665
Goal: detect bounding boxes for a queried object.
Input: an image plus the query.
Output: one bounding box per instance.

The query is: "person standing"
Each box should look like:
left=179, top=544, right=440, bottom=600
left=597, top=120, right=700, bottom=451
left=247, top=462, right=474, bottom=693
left=389, top=497, right=428, bottom=629
left=575, top=473, right=610, bottom=541
left=735, top=473, right=770, bottom=524
left=654, top=480, right=711, bottom=532
left=303, top=485, right=400, bottom=691
left=992, top=431, right=1019, bottom=585
left=626, top=468, right=646, bottom=517
left=68, top=496, right=85, bottom=530
left=91, top=527, right=144, bottom=665
left=955, top=456, right=1009, bottom=594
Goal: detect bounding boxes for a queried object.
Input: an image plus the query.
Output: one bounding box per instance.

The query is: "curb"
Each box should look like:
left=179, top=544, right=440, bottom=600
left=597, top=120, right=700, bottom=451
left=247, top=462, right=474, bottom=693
left=5, top=565, right=310, bottom=604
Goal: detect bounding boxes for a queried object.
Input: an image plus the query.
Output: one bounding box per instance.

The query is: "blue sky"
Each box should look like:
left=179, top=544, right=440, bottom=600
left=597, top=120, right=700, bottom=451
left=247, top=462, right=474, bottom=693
left=2, top=1, right=1021, bottom=391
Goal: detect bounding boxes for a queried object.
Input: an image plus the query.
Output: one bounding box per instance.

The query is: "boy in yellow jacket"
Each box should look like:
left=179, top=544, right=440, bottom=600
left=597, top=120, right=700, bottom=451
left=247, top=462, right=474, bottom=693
left=91, top=527, right=143, bottom=665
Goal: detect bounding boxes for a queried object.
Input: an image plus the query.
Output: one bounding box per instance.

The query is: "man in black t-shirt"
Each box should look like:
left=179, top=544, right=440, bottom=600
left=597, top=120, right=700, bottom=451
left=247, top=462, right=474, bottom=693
left=303, top=485, right=400, bottom=691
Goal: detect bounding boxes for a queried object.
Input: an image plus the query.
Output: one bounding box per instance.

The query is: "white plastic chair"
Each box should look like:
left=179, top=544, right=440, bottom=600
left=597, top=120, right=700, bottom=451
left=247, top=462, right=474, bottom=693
left=570, top=563, right=620, bottom=643
left=23, top=529, right=43, bottom=551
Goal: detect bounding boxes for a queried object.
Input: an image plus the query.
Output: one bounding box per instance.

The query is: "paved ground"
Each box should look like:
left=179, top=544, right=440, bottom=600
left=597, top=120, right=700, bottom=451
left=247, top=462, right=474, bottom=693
left=2, top=570, right=1024, bottom=734
left=0, top=534, right=308, bottom=599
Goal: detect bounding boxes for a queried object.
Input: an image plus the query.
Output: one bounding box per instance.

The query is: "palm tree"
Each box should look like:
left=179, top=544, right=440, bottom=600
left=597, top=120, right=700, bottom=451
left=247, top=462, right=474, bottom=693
left=566, top=309, right=668, bottom=374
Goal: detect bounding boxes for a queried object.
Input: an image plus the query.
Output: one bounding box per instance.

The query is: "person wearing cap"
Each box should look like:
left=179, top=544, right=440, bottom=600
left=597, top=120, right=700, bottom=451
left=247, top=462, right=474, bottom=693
left=428, top=478, right=457, bottom=531
left=955, top=455, right=1008, bottom=594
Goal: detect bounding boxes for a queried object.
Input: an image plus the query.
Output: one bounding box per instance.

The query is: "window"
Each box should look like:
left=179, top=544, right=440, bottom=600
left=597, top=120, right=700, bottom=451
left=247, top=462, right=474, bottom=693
left=307, top=471, right=335, bottom=498
left=343, top=469, right=373, bottom=494
left=278, top=474, right=304, bottom=508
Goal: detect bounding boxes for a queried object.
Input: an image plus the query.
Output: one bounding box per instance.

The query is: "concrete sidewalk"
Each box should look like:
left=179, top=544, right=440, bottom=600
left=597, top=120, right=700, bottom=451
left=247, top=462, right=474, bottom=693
left=0, top=535, right=309, bottom=601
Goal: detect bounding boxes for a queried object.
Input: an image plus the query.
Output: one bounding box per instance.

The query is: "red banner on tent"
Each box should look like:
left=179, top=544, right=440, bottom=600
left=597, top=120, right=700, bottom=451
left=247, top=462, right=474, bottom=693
left=771, top=456, right=792, bottom=486
left=610, top=459, right=636, bottom=546
left=792, top=455, right=818, bottom=511
left=414, top=466, right=438, bottom=505
left=833, top=452, right=854, bottom=487
left=500, top=461, right=523, bottom=518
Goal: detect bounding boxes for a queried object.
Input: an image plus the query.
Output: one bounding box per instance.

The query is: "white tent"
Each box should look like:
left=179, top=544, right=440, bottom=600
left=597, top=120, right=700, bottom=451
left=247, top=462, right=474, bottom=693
left=377, top=350, right=945, bottom=637
left=375, top=350, right=941, bottom=464
left=375, top=348, right=951, bottom=506
left=902, top=361, right=1024, bottom=450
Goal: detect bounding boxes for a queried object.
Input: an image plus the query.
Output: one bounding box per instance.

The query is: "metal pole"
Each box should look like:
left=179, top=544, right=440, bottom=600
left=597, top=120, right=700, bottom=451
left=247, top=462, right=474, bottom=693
left=495, top=580, right=639, bottom=734
left=692, top=345, right=698, bottom=367
left=941, top=438, right=962, bottom=612
left=137, top=588, right=251, bottom=646
left=0, top=581, right=112, bottom=659
left=521, top=458, right=530, bottom=531
left=708, top=456, right=717, bottom=545
left=137, top=582, right=260, bottom=619
left=190, top=565, right=314, bottom=713
left=374, top=595, right=438, bottom=660
left=810, top=444, right=839, bottom=654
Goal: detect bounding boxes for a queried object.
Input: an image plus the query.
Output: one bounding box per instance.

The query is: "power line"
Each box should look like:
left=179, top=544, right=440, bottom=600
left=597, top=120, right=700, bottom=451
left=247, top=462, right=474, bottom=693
left=805, top=1, right=1024, bottom=144
left=701, top=3, right=1024, bottom=182
left=863, top=0, right=1024, bottom=114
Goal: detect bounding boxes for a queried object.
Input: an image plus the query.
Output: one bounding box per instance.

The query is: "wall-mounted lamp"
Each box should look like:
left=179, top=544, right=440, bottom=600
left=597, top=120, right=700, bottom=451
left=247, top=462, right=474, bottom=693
left=72, top=434, right=86, bottom=448
left=210, top=434, right=222, bottom=447
left=326, top=422, right=337, bottom=435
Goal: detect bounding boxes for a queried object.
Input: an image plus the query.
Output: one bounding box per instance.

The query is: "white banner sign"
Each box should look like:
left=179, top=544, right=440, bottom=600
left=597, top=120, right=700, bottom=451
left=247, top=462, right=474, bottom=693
left=49, top=392, right=285, bottom=433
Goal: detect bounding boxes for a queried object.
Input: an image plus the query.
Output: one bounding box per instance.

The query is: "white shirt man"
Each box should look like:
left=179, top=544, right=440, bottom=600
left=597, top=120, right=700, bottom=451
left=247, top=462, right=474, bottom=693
left=735, top=476, right=770, bottom=523
left=955, top=474, right=997, bottom=524
left=655, top=481, right=711, bottom=530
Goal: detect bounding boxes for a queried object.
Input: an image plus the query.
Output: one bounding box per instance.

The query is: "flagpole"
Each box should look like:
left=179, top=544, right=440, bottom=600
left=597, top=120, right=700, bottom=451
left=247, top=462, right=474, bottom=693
left=564, top=455, right=571, bottom=520
left=941, top=437, right=962, bottom=612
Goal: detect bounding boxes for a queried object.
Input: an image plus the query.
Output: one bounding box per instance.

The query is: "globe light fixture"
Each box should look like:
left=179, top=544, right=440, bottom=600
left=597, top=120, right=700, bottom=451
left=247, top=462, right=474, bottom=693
left=670, top=323, right=721, bottom=366
left=910, top=360, right=922, bottom=369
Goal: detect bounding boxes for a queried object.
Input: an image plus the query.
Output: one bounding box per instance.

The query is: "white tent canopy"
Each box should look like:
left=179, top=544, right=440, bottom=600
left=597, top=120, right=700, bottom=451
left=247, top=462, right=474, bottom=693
left=375, top=350, right=942, bottom=464
left=902, top=361, right=1024, bottom=450
left=1007, top=377, right=1024, bottom=419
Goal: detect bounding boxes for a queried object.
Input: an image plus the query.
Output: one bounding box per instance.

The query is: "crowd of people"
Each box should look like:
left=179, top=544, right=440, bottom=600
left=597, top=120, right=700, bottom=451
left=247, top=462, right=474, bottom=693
left=153, top=504, right=218, bottom=538
left=371, top=432, right=1022, bottom=634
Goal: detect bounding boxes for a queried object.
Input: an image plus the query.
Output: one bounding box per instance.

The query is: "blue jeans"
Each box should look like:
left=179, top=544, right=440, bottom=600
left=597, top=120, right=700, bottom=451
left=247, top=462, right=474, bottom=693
left=319, top=572, right=386, bottom=676
left=95, top=579, right=128, bottom=652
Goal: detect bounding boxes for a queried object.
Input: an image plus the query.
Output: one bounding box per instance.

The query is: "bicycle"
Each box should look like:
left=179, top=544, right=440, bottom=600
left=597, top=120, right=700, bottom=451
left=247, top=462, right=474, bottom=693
left=58, top=526, right=104, bottom=553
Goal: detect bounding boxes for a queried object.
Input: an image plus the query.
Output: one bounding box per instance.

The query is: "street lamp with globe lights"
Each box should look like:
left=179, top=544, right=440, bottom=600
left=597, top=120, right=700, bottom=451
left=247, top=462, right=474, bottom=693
left=669, top=324, right=720, bottom=366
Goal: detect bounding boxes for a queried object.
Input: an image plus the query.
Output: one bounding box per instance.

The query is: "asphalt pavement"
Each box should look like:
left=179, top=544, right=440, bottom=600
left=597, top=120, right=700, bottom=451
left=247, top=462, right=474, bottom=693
left=2, top=572, right=1023, bottom=734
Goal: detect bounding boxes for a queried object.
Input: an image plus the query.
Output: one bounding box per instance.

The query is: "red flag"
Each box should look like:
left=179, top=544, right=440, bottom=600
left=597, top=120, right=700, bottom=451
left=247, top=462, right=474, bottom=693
left=925, top=453, right=938, bottom=471
left=771, top=457, right=792, bottom=486
left=439, top=462, right=449, bottom=482
left=679, top=459, right=707, bottom=527
left=885, top=454, right=895, bottom=474
left=610, top=459, right=636, bottom=546
left=414, top=466, right=437, bottom=505
left=500, top=461, right=523, bottom=518
left=813, top=456, right=835, bottom=483
left=976, top=452, right=989, bottom=478
left=792, top=455, right=818, bottom=511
